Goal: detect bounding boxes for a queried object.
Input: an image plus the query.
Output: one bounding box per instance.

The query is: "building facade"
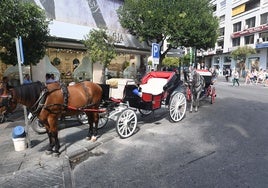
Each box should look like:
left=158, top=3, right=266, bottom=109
left=202, top=0, right=268, bottom=75
left=2, top=0, right=151, bottom=84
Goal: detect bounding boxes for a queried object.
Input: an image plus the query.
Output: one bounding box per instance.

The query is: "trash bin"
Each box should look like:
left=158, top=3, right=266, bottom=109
left=12, top=126, right=27, bottom=151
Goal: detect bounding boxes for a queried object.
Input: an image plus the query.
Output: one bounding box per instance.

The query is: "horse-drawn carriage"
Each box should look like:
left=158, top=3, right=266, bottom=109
left=0, top=70, right=187, bottom=156
left=121, top=71, right=187, bottom=121
left=186, top=69, right=216, bottom=112
left=0, top=68, right=215, bottom=156
left=94, top=71, right=188, bottom=138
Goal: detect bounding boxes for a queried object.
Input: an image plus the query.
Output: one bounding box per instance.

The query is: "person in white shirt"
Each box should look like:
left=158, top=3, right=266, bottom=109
left=232, top=69, right=240, bottom=86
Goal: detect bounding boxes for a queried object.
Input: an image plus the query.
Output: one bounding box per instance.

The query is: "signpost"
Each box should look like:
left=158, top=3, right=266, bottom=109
left=15, top=37, right=31, bottom=147
left=15, top=37, right=24, bottom=84
left=152, top=43, right=160, bottom=70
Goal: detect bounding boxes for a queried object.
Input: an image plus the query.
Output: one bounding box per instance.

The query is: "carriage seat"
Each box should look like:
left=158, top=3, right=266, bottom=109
left=140, top=78, right=168, bottom=95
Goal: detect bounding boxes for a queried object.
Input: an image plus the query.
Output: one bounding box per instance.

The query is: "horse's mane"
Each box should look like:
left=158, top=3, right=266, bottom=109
left=14, top=81, right=44, bottom=105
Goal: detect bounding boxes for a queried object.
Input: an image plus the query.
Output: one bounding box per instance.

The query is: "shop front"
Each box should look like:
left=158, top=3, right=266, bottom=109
left=2, top=0, right=151, bottom=84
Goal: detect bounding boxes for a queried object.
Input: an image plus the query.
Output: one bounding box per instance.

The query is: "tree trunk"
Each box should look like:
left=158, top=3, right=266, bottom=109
left=101, top=65, right=106, bottom=84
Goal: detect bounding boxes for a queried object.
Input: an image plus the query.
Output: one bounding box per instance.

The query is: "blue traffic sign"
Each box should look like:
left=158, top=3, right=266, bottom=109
left=152, top=43, right=160, bottom=59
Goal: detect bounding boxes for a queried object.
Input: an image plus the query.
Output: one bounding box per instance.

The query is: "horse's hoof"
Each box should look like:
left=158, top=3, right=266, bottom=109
left=52, top=152, right=60, bottom=157
left=45, top=150, right=53, bottom=155
left=91, top=136, right=97, bottom=142
left=85, top=136, right=91, bottom=140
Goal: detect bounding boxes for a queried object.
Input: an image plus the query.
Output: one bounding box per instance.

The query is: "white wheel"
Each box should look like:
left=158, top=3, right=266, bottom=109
left=116, top=109, right=137, bottom=138
left=138, top=109, right=152, bottom=116
left=98, top=114, right=108, bottom=129
left=30, top=117, right=46, bottom=134
left=77, top=112, right=88, bottom=124
left=169, top=92, right=187, bottom=122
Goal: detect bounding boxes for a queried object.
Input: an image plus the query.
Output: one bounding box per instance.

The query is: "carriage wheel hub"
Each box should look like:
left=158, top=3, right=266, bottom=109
left=123, top=119, right=129, bottom=126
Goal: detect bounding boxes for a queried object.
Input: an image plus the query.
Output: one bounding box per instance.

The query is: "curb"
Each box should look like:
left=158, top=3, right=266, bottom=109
left=63, top=157, right=73, bottom=188
left=66, top=135, right=116, bottom=164
left=61, top=133, right=117, bottom=187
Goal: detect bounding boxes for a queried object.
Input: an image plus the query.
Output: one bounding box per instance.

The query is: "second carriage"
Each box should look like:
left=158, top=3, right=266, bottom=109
left=186, top=69, right=217, bottom=106
left=196, top=69, right=216, bottom=104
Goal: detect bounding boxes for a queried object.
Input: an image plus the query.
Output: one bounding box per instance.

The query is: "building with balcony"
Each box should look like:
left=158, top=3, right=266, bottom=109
left=202, top=0, right=268, bottom=74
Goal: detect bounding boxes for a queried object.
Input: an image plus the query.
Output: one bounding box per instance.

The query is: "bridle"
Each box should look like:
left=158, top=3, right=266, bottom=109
left=187, top=70, right=203, bottom=93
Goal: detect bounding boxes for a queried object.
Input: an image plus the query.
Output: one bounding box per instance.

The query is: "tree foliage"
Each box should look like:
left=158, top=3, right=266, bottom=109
left=0, top=0, right=50, bottom=65
left=231, top=46, right=256, bottom=74
left=231, top=46, right=256, bottom=62
left=180, top=54, right=191, bottom=66
left=84, top=28, right=116, bottom=67
left=162, top=57, right=179, bottom=68
left=83, top=28, right=117, bottom=83
left=117, top=0, right=219, bottom=68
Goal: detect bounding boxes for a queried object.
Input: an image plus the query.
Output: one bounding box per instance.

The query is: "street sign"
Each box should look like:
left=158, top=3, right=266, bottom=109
left=152, top=43, right=160, bottom=64
left=152, top=43, right=160, bottom=58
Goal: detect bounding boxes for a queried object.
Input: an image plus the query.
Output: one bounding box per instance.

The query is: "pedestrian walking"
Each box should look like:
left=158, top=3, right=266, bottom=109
left=225, top=68, right=230, bottom=82
left=232, top=69, right=240, bottom=86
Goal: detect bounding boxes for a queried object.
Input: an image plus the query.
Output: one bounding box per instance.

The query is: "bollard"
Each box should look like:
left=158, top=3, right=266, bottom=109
left=12, top=125, right=27, bottom=151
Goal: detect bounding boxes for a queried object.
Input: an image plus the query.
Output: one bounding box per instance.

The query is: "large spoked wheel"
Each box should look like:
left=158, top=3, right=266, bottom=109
left=0, top=114, right=6, bottom=123
left=30, top=117, right=47, bottom=134
left=116, top=109, right=137, bottom=138
left=98, top=114, right=108, bottom=129
left=138, top=109, right=152, bottom=116
left=77, top=112, right=88, bottom=125
left=211, top=87, right=216, bottom=104
left=169, top=92, right=187, bottom=122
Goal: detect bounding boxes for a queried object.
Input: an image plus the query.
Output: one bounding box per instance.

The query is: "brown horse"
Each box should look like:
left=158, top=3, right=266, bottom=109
left=3, top=81, right=102, bottom=156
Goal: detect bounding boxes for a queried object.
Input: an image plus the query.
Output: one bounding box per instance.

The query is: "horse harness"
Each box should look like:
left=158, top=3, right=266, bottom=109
left=37, top=82, right=97, bottom=115
left=2, top=81, right=99, bottom=119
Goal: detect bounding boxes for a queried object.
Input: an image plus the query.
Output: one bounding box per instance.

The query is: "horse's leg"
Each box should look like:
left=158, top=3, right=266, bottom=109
left=46, top=130, right=54, bottom=155
left=189, top=86, right=193, bottom=113
left=190, top=95, right=193, bottom=113
left=195, top=92, right=201, bottom=112
left=91, top=112, right=99, bottom=142
left=86, top=112, right=93, bottom=140
left=47, top=116, right=60, bottom=156
left=40, top=120, right=54, bottom=155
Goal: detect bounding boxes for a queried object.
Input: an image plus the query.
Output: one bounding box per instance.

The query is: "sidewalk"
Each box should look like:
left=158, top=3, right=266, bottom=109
left=217, top=75, right=268, bottom=87
left=0, top=106, right=118, bottom=188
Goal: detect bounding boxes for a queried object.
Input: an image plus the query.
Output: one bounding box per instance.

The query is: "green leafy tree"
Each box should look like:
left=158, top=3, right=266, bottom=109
left=180, top=53, right=191, bottom=66
left=162, top=57, right=179, bottom=69
left=0, top=0, right=50, bottom=65
left=231, top=46, right=256, bottom=73
left=117, top=0, right=219, bottom=69
left=83, top=28, right=117, bottom=83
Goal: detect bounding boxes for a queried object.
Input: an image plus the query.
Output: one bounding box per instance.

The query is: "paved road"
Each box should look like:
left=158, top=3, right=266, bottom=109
left=1, top=77, right=267, bottom=187
left=71, top=79, right=268, bottom=187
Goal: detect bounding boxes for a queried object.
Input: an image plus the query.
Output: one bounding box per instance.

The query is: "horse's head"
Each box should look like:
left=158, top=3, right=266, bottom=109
left=0, top=81, right=46, bottom=116
left=188, top=70, right=197, bottom=84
